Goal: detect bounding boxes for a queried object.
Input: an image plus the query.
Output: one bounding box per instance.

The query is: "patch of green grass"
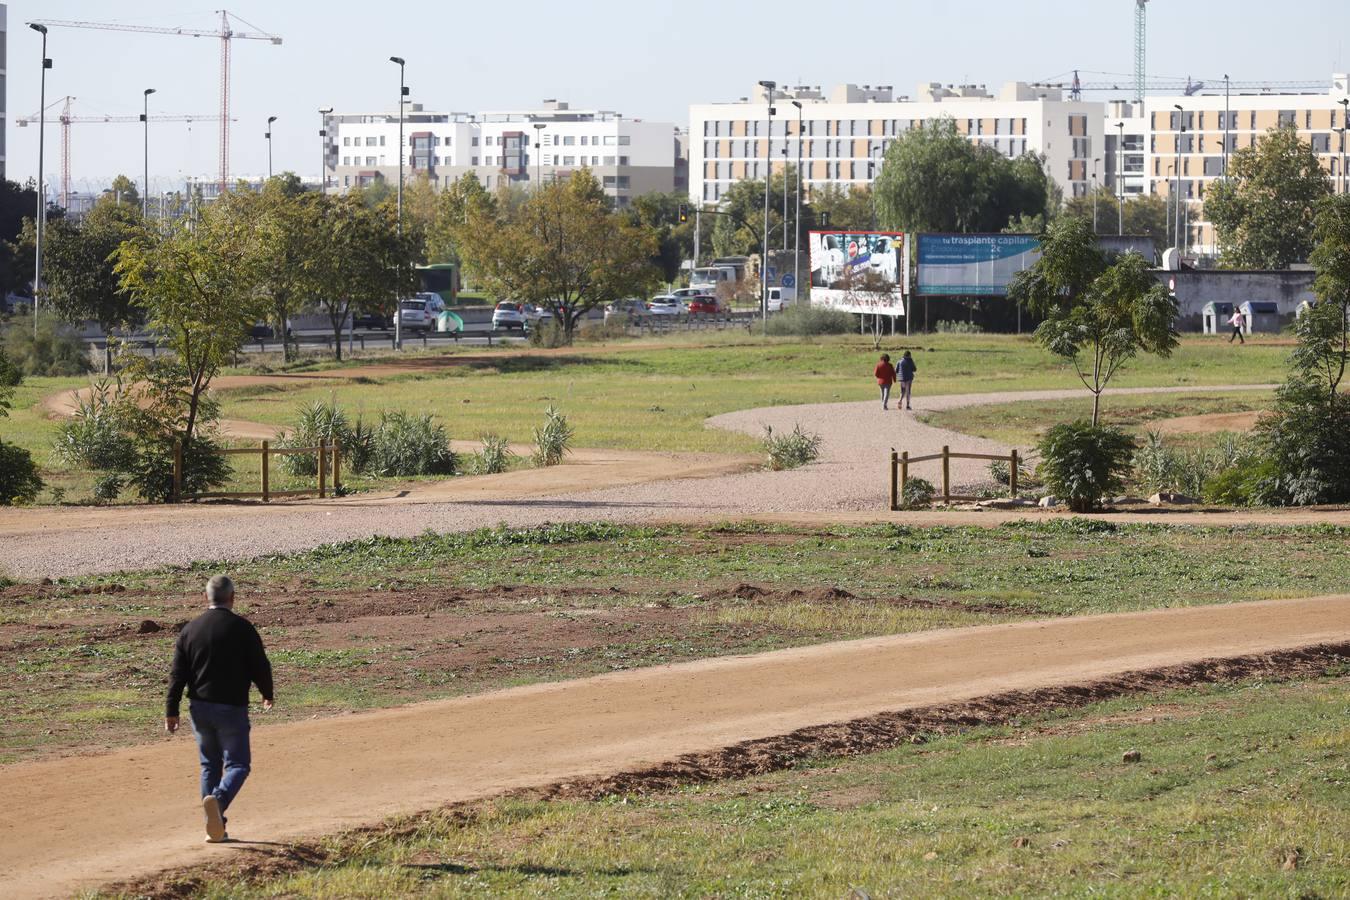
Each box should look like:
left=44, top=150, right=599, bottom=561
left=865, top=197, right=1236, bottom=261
left=921, top=391, right=1273, bottom=450
left=171, top=675, right=1350, bottom=898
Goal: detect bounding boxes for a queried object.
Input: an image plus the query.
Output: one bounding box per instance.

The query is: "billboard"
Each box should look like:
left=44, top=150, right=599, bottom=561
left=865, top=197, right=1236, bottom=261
left=915, top=233, right=1041, bottom=296
left=808, top=231, right=909, bottom=315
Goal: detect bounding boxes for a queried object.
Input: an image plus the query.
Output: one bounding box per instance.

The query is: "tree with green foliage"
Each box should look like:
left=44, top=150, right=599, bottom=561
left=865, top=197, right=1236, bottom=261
left=709, top=166, right=803, bottom=259
left=1305, top=194, right=1350, bottom=399
left=425, top=173, right=496, bottom=268
left=1203, top=126, right=1331, bottom=268
left=456, top=170, right=659, bottom=341
left=319, top=194, right=417, bottom=360
left=1, top=179, right=65, bottom=297
left=1009, top=216, right=1178, bottom=425
left=1063, top=188, right=1169, bottom=248
left=104, top=174, right=141, bottom=210
left=625, top=192, right=699, bottom=284
left=39, top=202, right=146, bottom=370
left=874, top=117, right=1053, bottom=233
left=808, top=183, right=876, bottom=232
left=0, top=332, right=46, bottom=504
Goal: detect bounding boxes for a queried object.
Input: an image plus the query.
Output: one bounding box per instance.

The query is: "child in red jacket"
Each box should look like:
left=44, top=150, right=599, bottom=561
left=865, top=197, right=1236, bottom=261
left=874, top=354, right=897, bottom=410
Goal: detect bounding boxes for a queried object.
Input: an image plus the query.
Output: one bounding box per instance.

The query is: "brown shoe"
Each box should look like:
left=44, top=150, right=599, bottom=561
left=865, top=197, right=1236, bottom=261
left=203, top=795, right=226, bottom=842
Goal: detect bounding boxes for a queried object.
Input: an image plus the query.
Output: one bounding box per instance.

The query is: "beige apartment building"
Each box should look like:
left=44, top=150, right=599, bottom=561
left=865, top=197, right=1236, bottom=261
left=689, top=81, right=1103, bottom=207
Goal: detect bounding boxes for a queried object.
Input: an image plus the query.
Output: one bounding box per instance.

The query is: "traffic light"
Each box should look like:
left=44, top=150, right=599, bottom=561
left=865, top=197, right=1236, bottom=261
left=678, top=203, right=688, bottom=224
left=819, top=211, right=830, bottom=228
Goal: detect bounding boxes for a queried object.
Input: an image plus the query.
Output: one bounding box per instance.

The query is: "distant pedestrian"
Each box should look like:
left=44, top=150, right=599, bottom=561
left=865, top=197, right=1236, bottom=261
left=165, top=575, right=274, bottom=844
left=1228, top=309, right=1246, bottom=344
left=874, top=353, right=896, bottom=409
left=897, top=350, right=917, bottom=410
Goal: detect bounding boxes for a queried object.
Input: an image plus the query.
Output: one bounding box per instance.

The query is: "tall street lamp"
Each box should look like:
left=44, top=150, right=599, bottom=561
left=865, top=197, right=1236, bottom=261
left=1223, top=74, right=1231, bottom=179
left=791, top=100, right=803, bottom=304
left=781, top=146, right=790, bottom=251
left=30, top=23, right=50, bottom=336
left=265, top=116, right=277, bottom=179
left=318, top=107, right=333, bottom=194
left=758, top=80, right=776, bottom=328
left=141, top=88, right=156, bottom=219
left=390, top=56, right=408, bottom=350
left=1091, top=157, right=1100, bottom=233
left=1115, top=121, right=1125, bottom=235
left=1173, top=104, right=1185, bottom=254
left=533, top=122, right=546, bottom=188
left=1341, top=98, right=1349, bottom=194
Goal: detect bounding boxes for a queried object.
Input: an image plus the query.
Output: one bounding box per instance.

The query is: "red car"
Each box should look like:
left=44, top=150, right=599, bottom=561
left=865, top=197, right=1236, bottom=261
left=686, top=296, right=721, bottom=315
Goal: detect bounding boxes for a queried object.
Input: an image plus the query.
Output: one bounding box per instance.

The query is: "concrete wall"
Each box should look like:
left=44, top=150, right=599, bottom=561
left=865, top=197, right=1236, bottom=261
left=1156, top=269, right=1316, bottom=331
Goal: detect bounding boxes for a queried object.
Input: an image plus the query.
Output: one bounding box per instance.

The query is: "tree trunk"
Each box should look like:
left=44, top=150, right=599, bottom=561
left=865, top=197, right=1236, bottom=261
left=1092, top=390, right=1102, bottom=428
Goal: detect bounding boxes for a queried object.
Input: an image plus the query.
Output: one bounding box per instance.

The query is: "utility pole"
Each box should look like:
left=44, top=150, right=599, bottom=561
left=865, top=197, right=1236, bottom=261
left=1091, top=157, right=1099, bottom=232
left=758, top=80, right=776, bottom=330
left=1116, top=121, right=1125, bottom=235
left=792, top=100, right=803, bottom=306
left=1173, top=104, right=1184, bottom=255
left=693, top=206, right=701, bottom=270
left=265, top=115, right=277, bottom=179
left=1223, top=74, right=1231, bottom=179
left=532, top=122, right=546, bottom=188
left=1341, top=99, right=1350, bottom=194
left=30, top=24, right=50, bottom=337
left=390, top=56, right=407, bottom=350
left=318, top=107, right=333, bottom=194
left=142, top=88, right=156, bottom=219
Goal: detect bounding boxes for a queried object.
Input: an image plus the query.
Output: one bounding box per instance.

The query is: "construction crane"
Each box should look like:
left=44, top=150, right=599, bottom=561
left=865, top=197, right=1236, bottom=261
left=1033, top=71, right=1332, bottom=101
left=16, top=96, right=230, bottom=209
left=28, top=10, right=281, bottom=194
left=1135, top=0, right=1148, bottom=105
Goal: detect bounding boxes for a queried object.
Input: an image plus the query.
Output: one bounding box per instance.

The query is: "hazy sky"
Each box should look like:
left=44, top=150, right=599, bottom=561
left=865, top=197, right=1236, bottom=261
left=6, top=0, right=1350, bottom=193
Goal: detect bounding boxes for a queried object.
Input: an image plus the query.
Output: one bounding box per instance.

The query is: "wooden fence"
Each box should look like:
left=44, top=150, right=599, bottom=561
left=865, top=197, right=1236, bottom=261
left=173, top=440, right=342, bottom=502
left=889, top=445, right=1022, bottom=510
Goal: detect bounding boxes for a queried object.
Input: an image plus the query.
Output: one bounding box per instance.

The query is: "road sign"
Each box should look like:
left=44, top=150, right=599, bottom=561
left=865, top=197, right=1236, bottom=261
left=781, top=274, right=795, bottom=288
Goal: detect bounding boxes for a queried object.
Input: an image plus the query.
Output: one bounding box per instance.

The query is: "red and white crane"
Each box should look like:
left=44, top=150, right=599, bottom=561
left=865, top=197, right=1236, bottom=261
left=28, top=10, right=281, bottom=194
left=16, top=97, right=231, bottom=209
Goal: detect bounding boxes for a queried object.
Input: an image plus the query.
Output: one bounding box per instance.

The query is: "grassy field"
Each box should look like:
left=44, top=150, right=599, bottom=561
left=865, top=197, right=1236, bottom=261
left=134, top=672, right=1350, bottom=898
left=921, top=392, right=1273, bottom=450
left=6, top=520, right=1347, bottom=763
left=0, top=333, right=1294, bottom=504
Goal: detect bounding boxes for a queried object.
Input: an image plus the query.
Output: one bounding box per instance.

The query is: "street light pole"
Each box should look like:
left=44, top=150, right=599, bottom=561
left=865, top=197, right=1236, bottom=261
left=265, top=116, right=277, bottom=179
left=1091, top=157, right=1099, bottom=233
left=532, top=122, right=546, bottom=188
left=1116, top=121, right=1125, bottom=235
left=758, top=80, right=776, bottom=329
left=1173, top=104, right=1184, bottom=255
left=1341, top=99, right=1349, bottom=194
left=781, top=146, right=789, bottom=252
left=30, top=24, right=50, bottom=337
left=142, top=88, right=156, bottom=219
left=318, top=107, right=333, bottom=194
left=1223, top=74, right=1231, bottom=179
left=792, top=100, right=802, bottom=306
left=390, top=56, right=408, bottom=351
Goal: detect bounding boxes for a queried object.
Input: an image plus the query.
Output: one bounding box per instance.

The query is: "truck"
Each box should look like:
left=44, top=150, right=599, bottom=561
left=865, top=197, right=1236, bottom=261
left=689, top=257, right=749, bottom=293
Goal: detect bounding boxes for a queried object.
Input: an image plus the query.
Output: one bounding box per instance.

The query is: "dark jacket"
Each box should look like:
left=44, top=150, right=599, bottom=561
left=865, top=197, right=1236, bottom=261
left=166, top=607, right=274, bottom=717
left=898, top=356, right=917, bottom=381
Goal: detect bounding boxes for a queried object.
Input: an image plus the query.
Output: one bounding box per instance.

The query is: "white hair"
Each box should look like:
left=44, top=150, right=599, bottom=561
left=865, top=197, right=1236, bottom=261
left=205, top=575, right=235, bottom=605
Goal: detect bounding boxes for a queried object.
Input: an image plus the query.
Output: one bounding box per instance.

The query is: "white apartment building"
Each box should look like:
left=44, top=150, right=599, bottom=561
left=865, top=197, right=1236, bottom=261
left=689, top=81, right=1104, bottom=206
left=325, top=100, right=683, bottom=205
left=1104, top=74, right=1350, bottom=254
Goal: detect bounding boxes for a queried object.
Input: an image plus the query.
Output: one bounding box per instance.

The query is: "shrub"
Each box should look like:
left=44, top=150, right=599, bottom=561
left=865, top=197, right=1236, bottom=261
left=473, top=433, right=516, bottom=475
left=577, top=318, right=629, bottom=342
left=532, top=405, right=575, bottom=468
left=52, top=381, right=137, bottom=472
left=988, top=458, right=1040, bottom=489
left=1036, top=421, right=1136, bottom=513
left=370, top=411, right=456, bottom=477
left=280, top=400, right=353, bottom=476
left=1249, top=378, right=1350, bottom=505
left=0, top=440, right=43, bottom=505
left=1, top=316, right=92, bottom=376
left=763, top=304, right=854, bottom=337
left=92, top=473, right=124, bottom=504
left=763, top=423, right=823, bottom=470
left=526, top=320, right=567, bottom=348
left=901, top=476, right=936, bottom=508
left=1133, top=429, right=1257, bottom=498
left=125, top=432, right=232, bottom=503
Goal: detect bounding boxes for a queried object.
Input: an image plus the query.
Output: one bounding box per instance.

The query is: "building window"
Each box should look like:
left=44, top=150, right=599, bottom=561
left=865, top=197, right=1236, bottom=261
left=604, top=155, right=616, bottom=165
left=472, top=137, right=479, bottom=146
left=563, top=135, right=575, bottom=146
left=342, top=137, right=350, bottom=146
left=563, top=155, right=575, bottom=165
left=471, top=156, right=478, bottom=166
left=618, top=156, right=629, bottom=166
left=580, top=136, right=589, bottom=145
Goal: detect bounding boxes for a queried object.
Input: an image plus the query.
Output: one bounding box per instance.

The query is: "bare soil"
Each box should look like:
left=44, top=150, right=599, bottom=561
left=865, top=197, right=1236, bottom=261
left=1152, top=410, right=1264, bottom=434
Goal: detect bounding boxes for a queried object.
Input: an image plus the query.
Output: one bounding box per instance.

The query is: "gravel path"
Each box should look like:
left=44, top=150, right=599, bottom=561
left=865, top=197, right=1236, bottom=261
left=0, top=385, right=1275, bottom=579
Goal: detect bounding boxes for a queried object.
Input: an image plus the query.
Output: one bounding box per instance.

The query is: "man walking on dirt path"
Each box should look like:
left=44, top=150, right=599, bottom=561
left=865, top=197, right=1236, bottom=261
left=897, top=350, right=917, bottom=410
left=874, top=354, right=896, bottom=409
left=165, top=575, right=274, bottom=843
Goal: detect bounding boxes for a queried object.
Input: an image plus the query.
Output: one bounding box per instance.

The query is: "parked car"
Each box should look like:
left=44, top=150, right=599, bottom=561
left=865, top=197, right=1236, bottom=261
left=670, top=287, right=709, bottom=302
left=604, top=299, right=649, bottom=323
left=522, top=303, right=555, bottom=325
left=353, top=311, right=391, bottom=330
left=492, top=301, right=527, bottom=331
left=647, top=295, right=683, bottom=317
left=766, top=287, right=795, bottom=313
left=398, top=298, right=432, bottom=332
left=686, top=296, right=722, bottom=316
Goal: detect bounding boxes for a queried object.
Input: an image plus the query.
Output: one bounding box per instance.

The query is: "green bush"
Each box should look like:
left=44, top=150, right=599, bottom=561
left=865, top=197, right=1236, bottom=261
left=472, top=433, right=516, bottom=475
left=126, top=432, right=232, bottom=503
left=280, top=400, right=353, bottom=476
left=526, top=320, right=567, bottom=348
left=1, top=316, right=92, bottom=376
left=1036, top=421, right=1136, bottom=513
left=370, top=411, right=456, bottom=477
left=0, top=440, right=44, bottom=505
left=763, top=423, right=823, bottom=470
left=52, top=381, right=137, bottom=472
left=988, top=458, right=1040, bottom=489
left=1133, top=430, right=1256, bottom=498
left=1250, top=378, right=1350, bottom=505
left=901, top=476, right=936, bottom=508
left=92, top=473, right=124, bottom=504
left=764, top=304, right=855, bottom=337
left=532, top=406, right=575, bottom=468
left=577, top=318, right=630, bottom=342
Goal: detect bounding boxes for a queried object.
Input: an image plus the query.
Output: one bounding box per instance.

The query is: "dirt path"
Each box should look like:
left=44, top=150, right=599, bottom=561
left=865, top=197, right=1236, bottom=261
left=1153, top=409, right=1263, bottom=434
left=1, top=594, right=1344, bottom=899
left=5, top=383, right=1311, bottom=580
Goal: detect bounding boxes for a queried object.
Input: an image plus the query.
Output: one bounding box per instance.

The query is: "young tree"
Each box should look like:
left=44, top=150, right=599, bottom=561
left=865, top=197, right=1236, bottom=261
left=425, top=173, right=495, bottom=268
left=106, top=174, right=141, bottom=210
left=1204, top=126, right=1331, bottom=269
left=1305, top=194, right=1350, bottom=400
left=626, top=192, right=696, bottom=285
left=708, top=166, right=803, bottom=259
left=0, top=347, right=43, bottom=505
left=456, top=170, right=659, bottom=341
left=319, top=194, right=416, bottom=360
left=1009, top=217, right=1179, bottom=425
left=808, top=183, right=876, bottom=232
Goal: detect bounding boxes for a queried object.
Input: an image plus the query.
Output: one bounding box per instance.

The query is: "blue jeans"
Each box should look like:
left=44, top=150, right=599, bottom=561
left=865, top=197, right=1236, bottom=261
left=880, top=384, right=891, bottom=407
left=189, top=700, right=251, bottom=813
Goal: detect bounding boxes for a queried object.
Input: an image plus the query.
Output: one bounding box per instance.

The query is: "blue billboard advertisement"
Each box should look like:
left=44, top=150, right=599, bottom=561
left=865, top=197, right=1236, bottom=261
left=916, top=234, right=1041, bottom=296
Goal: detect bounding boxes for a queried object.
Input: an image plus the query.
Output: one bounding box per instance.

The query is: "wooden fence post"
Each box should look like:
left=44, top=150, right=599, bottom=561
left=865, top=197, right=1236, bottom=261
left=889, top=450, right=899, bottom=511
left=172, top=439, right=183, bottom=503
left=1009, top=449, right=1019, bottom=498
left=318, top=439, right=327, bottom=499
left=900, top=451, right=909, bottom=506
left=332, top=441, right=342, bottom=495
left=261, top=440, right=270, bottom=502
left=941, top=445, right=951, bottom=505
